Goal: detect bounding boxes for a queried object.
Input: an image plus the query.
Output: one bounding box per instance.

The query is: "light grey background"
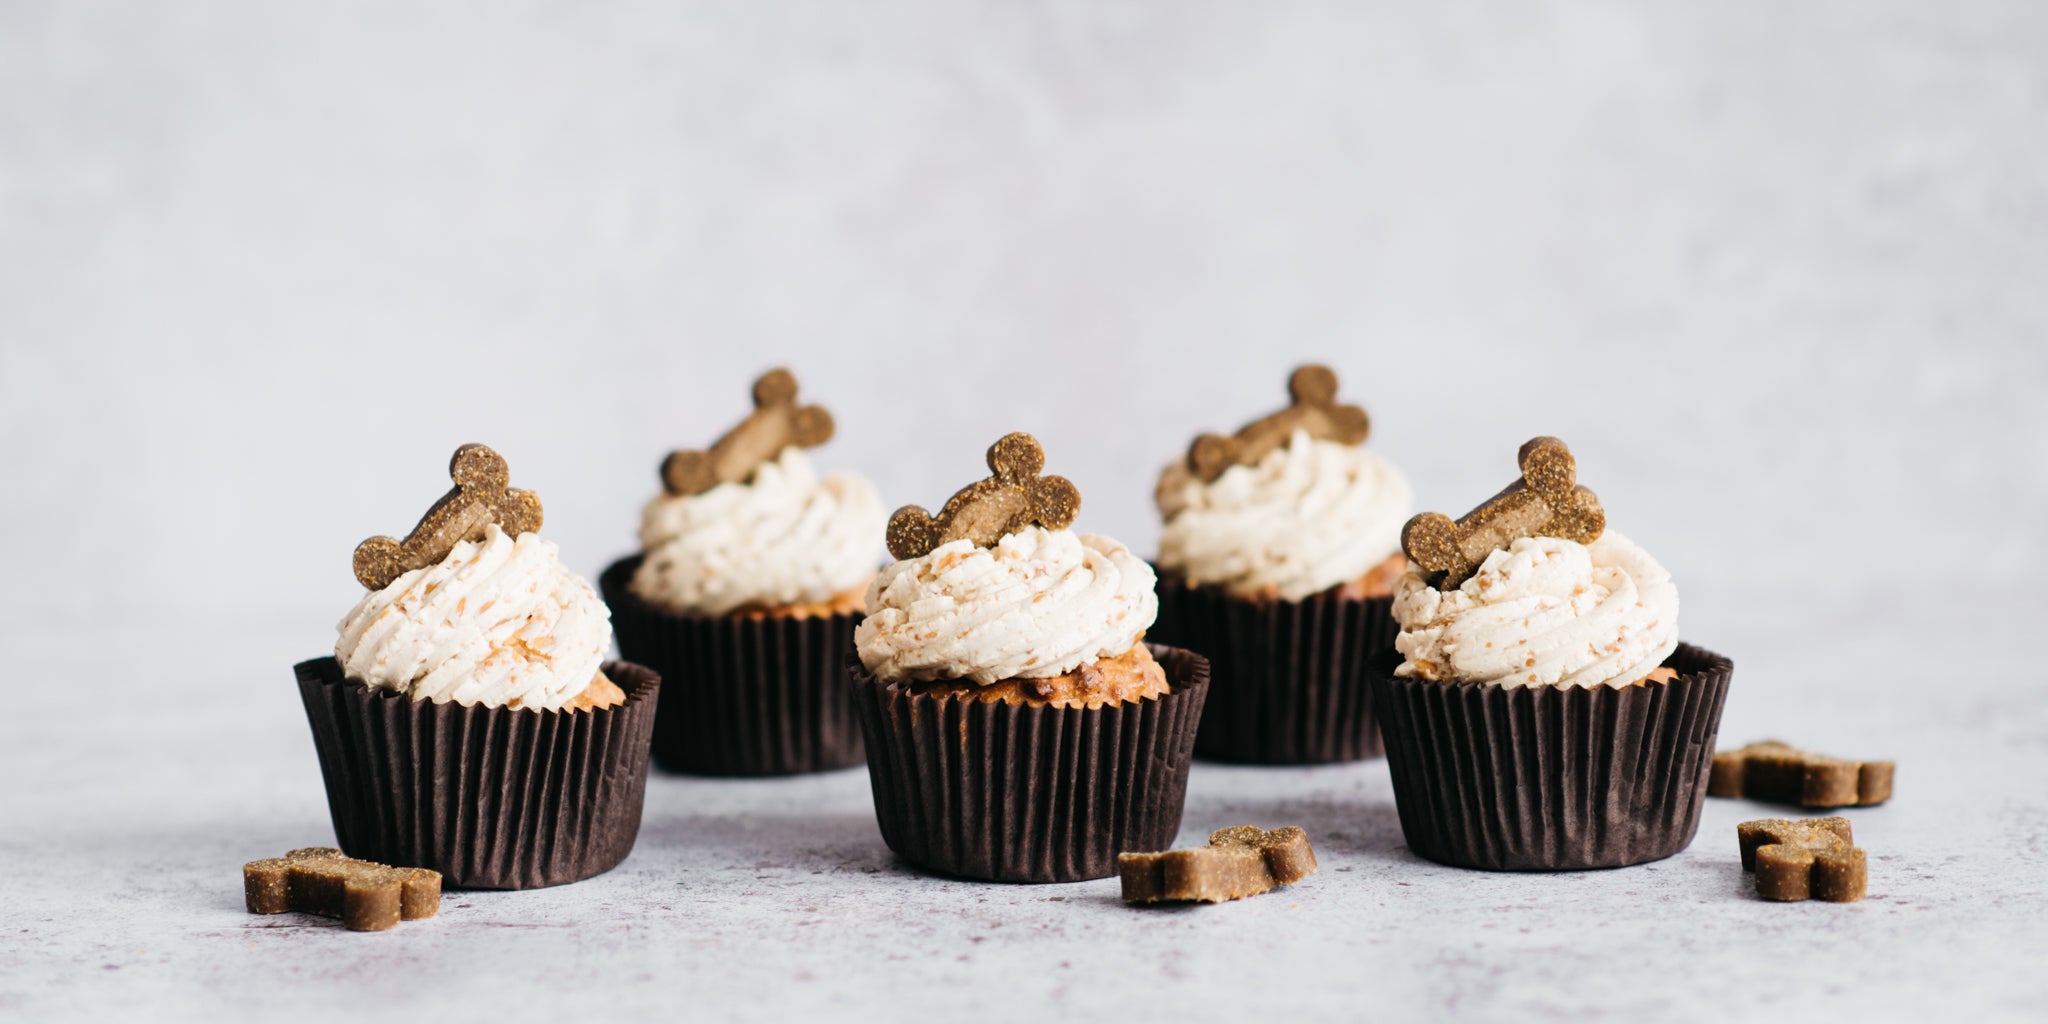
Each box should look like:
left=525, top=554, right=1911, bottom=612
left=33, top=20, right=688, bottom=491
left=2, top=2, right=2044, bottom=1022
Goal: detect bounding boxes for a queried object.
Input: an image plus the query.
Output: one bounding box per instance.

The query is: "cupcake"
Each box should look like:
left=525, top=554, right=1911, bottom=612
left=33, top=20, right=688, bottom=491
left=1148, top=364, right=1413, bottom=763
left=1370, top=436, right=1733, bottom=871
left=600, top=368, right=885, bottom=775
left=849, top=432, right=1211, bottom=883
left=295, top=443, right=661, bottom=890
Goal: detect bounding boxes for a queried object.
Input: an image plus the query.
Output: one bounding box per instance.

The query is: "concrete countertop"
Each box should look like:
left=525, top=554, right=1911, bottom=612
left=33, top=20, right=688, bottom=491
left=4, top=617, right=2042, bottom=1022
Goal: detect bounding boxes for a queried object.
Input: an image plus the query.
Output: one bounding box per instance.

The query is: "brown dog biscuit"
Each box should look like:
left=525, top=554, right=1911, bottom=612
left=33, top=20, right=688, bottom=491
left=662, top=368, right=835, bottom=496
left=1186, top=365, right=1370, bottom=483
left=242, top=848, right=329, bottom=915
left=1118, top=825, right=1319, bottom=903
left=352, top=444, right=544, bottom=591
left=886, top=432, right=1081, bottom=561
left=1737, top=817, right=1867, bottom=902
left=1400, top=436, right=1606, bottom=588
left=1709, top=741, right=1894, bottom=808
left=243, top=848, right=441, bottom=931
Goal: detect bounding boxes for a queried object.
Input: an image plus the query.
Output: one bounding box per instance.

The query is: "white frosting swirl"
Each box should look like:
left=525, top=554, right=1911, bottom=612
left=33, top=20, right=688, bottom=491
left=856, top=526, right=1159, bottom=686
left=1391, top=532, right=1679, bottom=689
left=336, top=524, right=613, bottom=710
left=630, top=447, right=886, bottom=616
left=1156, top=429, right=1412, bottom=600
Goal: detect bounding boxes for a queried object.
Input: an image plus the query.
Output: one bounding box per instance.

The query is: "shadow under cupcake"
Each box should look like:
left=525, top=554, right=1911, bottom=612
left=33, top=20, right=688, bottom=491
left=848, top=432, right=1211, bottom=883
left=1370, top=435, right=1733, bottom=871
left=298, top=443, right=661, bottom=890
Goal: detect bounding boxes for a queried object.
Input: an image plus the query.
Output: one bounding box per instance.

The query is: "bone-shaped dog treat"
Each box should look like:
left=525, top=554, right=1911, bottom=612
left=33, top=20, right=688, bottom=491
left=352, top=443, right=544, bottom=591
left=243, top=848, right=441, bottom=931
left=662, top=367, right=835, bottom=496
left=1709, top=740, right=1894, bottom=808
left=885, top=432, right=1081, bottom=561
left=1186, top=364, right=1370, bottom=483
left=1737, top=817, right=1867, bottom=903
left=1117, top=825, right=1319, bottom=904
left=1400, top=436, right=1606, bottom=588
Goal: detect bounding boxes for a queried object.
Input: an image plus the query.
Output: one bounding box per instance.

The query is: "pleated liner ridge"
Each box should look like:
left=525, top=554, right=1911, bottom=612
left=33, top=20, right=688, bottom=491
left=601, top=556, right=863, bottom=776
left=294, top=657, right=661, bottom=890
left=1371, top=642, right=1733, bottom=871
left=1150, top=571, right=1399, bottom=764
left=850, top=644, right=1211, bottom=884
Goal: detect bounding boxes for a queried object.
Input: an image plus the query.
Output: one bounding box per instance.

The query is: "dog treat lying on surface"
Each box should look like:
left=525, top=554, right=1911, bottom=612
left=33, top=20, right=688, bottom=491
left=353, top=443, right=544, bottom=590
left=1118, top=826, right=1318, bottom=904
left=1401, top=436, right=1606, bottom=588
left=662, top=367, right=836, bottom=496
left=886, top=432, right=1081, bottom=561
left=1185, top=364, right=1370, bottom=483
left=1710, top=740, right=1894, bottom=807
left=244, top=848, right=441, bottom=931
left=1737, top=817, right=1867, bottom=903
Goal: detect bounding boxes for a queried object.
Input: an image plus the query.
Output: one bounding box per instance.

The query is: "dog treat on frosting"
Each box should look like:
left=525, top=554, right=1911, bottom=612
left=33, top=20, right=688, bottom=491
left=1118, top=825, right=1318, bottom=903
left=243, top=848, right=441, bottom=931
left=886, top=432, right=1081, bottom=561
left=1737, top=817, right=1867, bottom=903
left=1186, top=365, right=1370, bottom=484
left=662, top=368, right=835, bottom=497
left=353, top=443, right=544, bottom=590
left=1710, top=741, right=1894, bottom=808
left=1400, top=436, right=1606, bottom=588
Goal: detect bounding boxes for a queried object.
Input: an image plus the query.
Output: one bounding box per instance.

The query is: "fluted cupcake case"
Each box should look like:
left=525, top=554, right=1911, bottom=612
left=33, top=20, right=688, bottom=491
left=1370, top=643, right=1733, bottom=871
left=1150, top=572, right=1398, bottom=764
left=295, top=658, right=662, bottom=890
left=850, top=644, right=1211, bottom=884
left=601, top=556, right=864, bottom=776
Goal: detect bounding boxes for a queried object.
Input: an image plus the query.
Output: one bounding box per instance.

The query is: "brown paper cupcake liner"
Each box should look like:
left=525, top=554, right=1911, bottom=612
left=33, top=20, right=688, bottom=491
left=1150, top=570, right=1398, bottom=764
left=601, top=555, right=863, bottom=776
left=294, top=657, right=661, bottom=890
left=849, top=643, right=1211, bottom=884
left=1370, top=642, right=1733, bottom=871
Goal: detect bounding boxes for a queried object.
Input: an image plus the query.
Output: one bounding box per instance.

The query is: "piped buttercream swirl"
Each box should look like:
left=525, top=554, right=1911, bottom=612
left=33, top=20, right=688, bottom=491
left=1391, top=532, right=1679, bottom=689
left=630, top=447, right=885, bottom=616
left=856, top=526, right=1158, bottom=686
left=336, top=524, right=613, bottom=710
left=1156, top=429, right=1412, bottom=600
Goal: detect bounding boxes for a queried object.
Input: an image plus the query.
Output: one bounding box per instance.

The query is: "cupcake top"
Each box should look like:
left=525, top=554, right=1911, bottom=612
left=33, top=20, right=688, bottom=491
left=856, top=433, right=1159, bottom=688
left=336, top=444, right=616, bottom=712
left=1391, top=437, right=1679, bottom=689
left=1155, top=365, right=1412, bottom=601
left=629, top=369, right=884, bottom=616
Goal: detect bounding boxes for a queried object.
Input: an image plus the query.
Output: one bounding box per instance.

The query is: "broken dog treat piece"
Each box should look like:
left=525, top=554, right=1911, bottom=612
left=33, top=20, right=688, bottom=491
left=1737, top=817, right=1867, bottom=903
left=1118, top=825, right=1318, bottom=903
left=662, top=367, right=835, bottom=496
left=1186, top=364, right=1370, bottom=483
left=1709, top=740, right=1894, bottom=807
left=353, top=444, right=544, bottom=590
left=243, top=847, right=442, bottom=931
left=885, top=432, right=1081, bottom=561
left=1400, top=435, right=1606, bottom=588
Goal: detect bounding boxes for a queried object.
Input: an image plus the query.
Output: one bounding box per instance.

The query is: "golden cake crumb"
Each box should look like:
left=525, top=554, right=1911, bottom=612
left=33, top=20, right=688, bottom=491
left=906, top=644, right=1170, bottom=709
left=729, top=582, right=868, bottom=621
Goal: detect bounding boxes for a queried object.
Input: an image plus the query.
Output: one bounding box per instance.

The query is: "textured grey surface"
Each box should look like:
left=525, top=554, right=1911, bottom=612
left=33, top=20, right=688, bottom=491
left=3, top=620, right=2045, bottom=1022
left=3, top=1, right=2046, bottom=1020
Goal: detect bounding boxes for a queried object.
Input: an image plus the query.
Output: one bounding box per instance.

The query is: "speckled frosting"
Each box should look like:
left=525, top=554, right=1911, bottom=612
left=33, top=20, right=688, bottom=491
left=336, top=524, right=613, bottom=710
left=1156, top=428, right=1412, bottom=600
left=855, top=526, right=1159, bottom=686
left=1391, top=532, right=1679, bottom=689
left=630, top=447, right=885, bottom=616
